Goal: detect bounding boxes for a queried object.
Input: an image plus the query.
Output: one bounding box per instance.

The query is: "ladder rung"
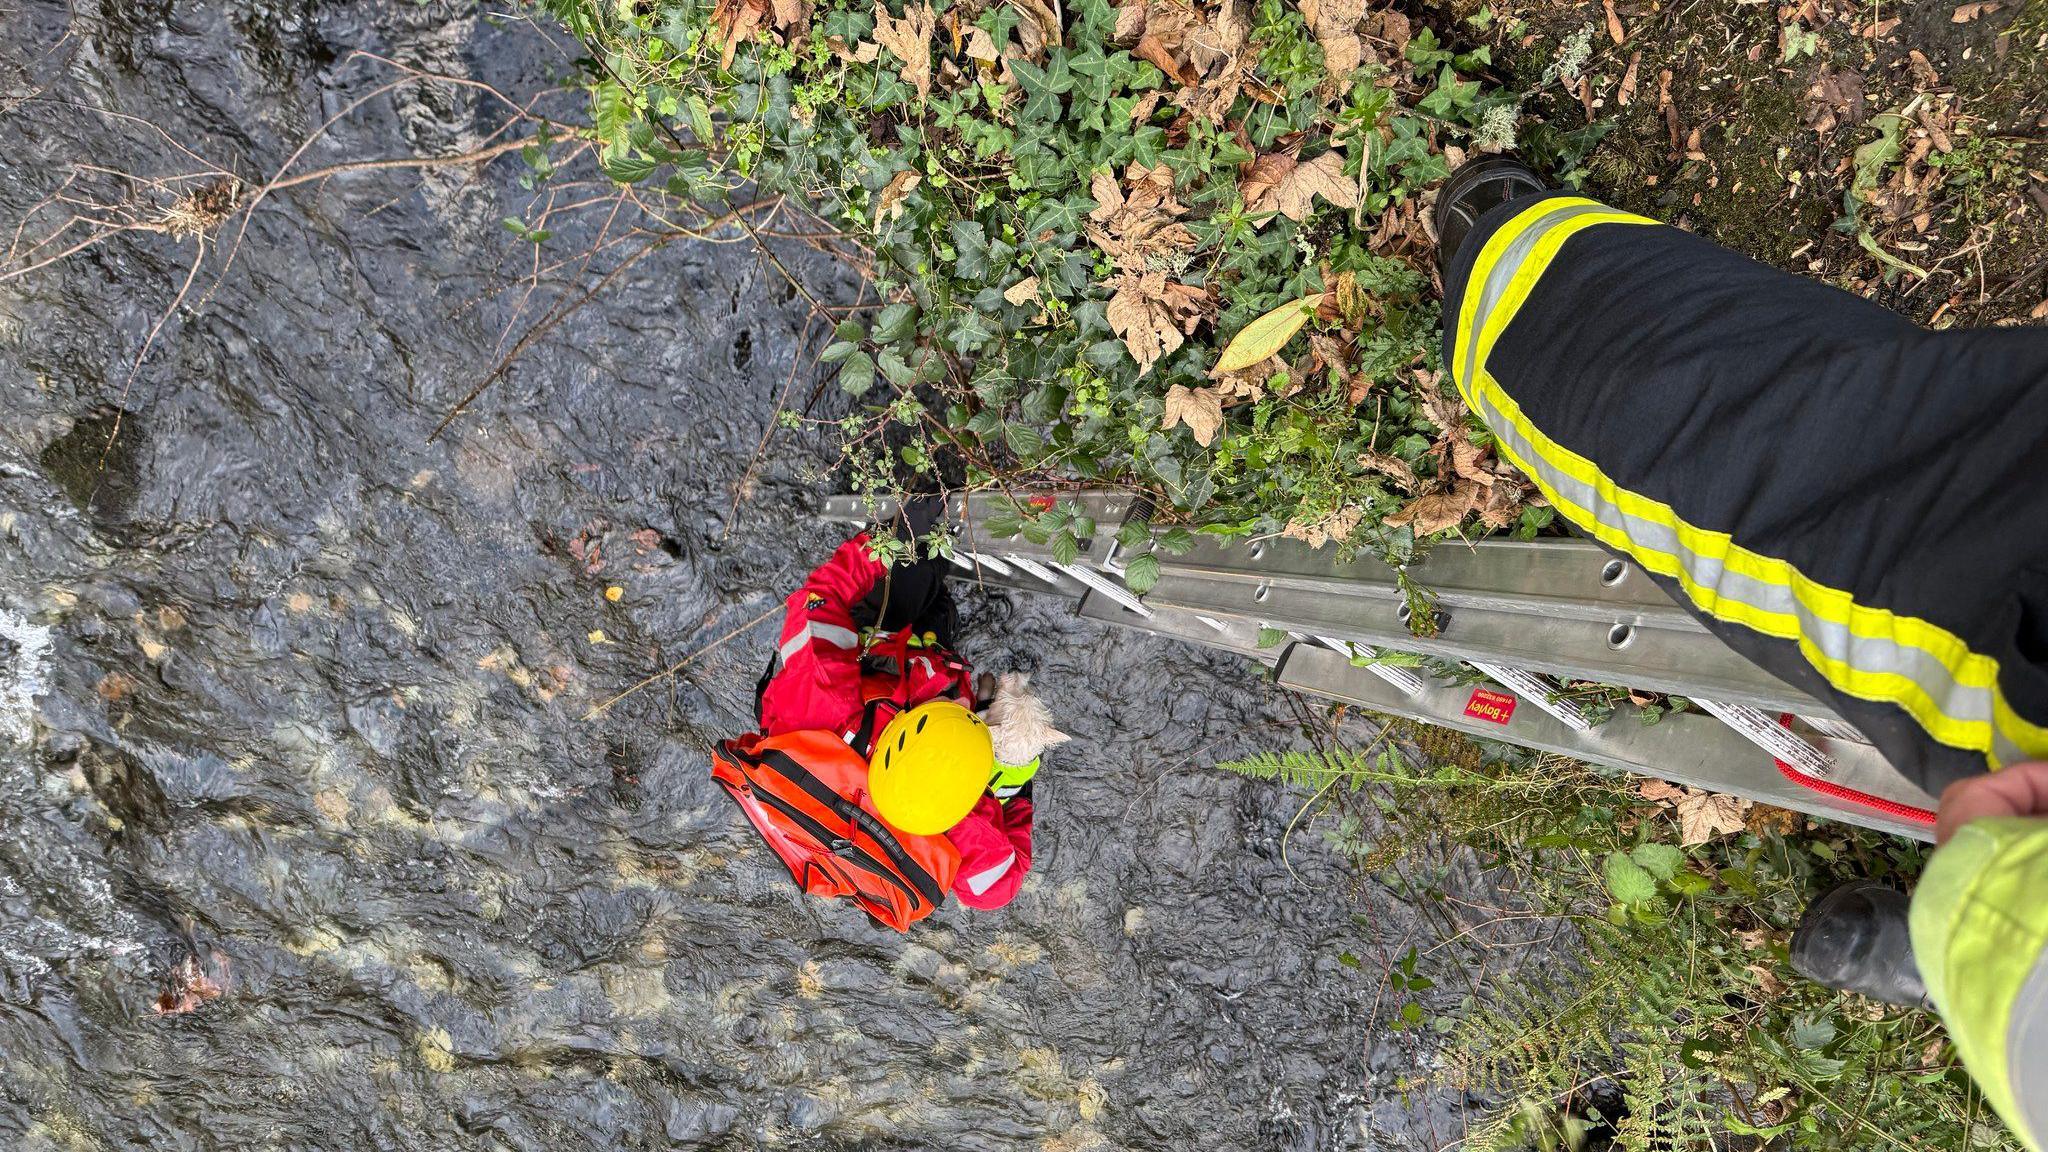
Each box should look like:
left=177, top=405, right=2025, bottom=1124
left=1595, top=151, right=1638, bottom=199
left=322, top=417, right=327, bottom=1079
left=1055, top=562, right=1153, bottom=618
left=1695, top=698, right=1833, bottom=778
left=1469, top=661, right=1594, bottom=732
left=946, top=550, right=1015, bottom=577
left=1313, top=635, right=1425, bottom=696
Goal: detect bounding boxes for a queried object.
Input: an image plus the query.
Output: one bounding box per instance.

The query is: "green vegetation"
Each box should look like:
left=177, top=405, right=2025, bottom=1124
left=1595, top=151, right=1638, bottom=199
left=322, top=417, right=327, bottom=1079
left=538, top=0, right=1563, bottom=574
left=1225, top=734, right=2017, bottom=1150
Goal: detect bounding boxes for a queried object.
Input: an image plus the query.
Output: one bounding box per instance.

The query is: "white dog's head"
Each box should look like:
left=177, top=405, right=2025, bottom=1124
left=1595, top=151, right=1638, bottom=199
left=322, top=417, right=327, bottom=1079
left=983, top=672, right=1071, bottom=766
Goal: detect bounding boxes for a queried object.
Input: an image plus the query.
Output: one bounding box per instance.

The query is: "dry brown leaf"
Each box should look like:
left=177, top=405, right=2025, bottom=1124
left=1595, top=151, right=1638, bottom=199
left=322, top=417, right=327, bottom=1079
left=710, top=0, right=771, bottom=68
left=1385, top=482, right=1483, bottom=536
left=1213, top=354, right=1282, bottom=403
left=1675, top=787, right=1751, bottom=846
left=1239, top=151, right=1297, bottom=211
left=1746, top=962, right=1788, bottom=998
left=1109, top=272, right=1210, bottom=375
left=1282, top=505, right=1362, bottom=549
left=1160, top=382, right=1226, bottom=446
left=1603, top=0, right=1626, bottom=44
left=1746, top=802, right=1803, bottom=836
left=1919, top=103, right=1954, bottom=153
left=1617, top=51, right=1641, bottom=106
left=1301, top=0, right=1368, bottom=79
left=770, top=0, right=811, bottom=30
left=1116, top=0, right=1203, bottom=84
left=876, top=169, right=922, bottom=220
left=1803, top=69, right=1868, bottom=133
left=1450, top=439, right=1496, bottom=486
left=1186, top=0, right=1251, bottom=72
left=964, top=25, right=1001, bottom=62
left=873, top=1, right=937, bottom=100
left=1369, top=9, right=1411, bottom=54
left=1909, top=49, right=1940, bottom=88
left=1114, top=0, right=1148, bottom=39
left=1415, top=372, right=1466, bottom=433
left=1637, top=778, right=1689, bottom=804
left=2031, top=297, right=2048, bottom=320
left=1087, top=163, right=1199, bottom=270
left=1003, top=275, right=1041, bottom=306
left=1952, top=1, right=2003, bottom=21
left=1010, top=0, right=1061, bottom=57
left=1246, top=150, right=1358, bottom=222
left=1136, top=33, right=1195, bottom=84
left=1358, top=451, right=1419, bottom=492
left=1477, top=479, right=1526, bottom=529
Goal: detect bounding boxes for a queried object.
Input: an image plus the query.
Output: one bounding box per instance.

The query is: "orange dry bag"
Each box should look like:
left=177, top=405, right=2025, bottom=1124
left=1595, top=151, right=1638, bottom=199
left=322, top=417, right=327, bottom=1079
left=710, top=729, right=961, bottom=931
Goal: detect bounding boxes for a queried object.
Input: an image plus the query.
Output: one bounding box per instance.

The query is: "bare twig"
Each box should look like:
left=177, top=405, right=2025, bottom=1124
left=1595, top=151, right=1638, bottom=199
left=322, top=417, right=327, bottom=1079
left=582, top=603, right=781, bottom=721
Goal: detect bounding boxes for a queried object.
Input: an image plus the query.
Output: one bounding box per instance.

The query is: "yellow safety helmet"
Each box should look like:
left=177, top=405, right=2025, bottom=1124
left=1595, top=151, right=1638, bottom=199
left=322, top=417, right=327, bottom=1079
left=868, top=700, right=994, bottom=835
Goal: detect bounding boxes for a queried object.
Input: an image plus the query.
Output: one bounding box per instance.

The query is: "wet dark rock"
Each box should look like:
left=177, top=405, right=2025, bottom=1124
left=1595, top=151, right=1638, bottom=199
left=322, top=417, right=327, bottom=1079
left=38, top=407, right=146, bottom=524
left=0, top=0, right=1548, bottom=1147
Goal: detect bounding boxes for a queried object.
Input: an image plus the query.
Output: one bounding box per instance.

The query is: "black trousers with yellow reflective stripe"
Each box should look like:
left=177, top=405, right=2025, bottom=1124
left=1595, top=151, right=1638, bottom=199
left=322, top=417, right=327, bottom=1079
left=1442, top=192, right=2048, bottom=796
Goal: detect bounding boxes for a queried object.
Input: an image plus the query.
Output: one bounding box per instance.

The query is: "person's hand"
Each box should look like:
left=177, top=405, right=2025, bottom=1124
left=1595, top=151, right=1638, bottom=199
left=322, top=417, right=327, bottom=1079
left=1935, top=760, right=2048, bottom=844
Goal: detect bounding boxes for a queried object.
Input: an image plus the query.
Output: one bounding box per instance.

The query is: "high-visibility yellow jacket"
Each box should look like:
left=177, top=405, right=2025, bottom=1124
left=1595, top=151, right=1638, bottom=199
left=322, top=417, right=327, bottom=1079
left=1911, top=818, right=2048, bottom=1151
left=1443, top=192, right=2048, bottom=1149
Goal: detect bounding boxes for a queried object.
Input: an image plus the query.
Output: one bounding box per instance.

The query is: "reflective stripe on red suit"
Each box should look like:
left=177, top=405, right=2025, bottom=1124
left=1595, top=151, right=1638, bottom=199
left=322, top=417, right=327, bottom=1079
left=760, top=533, right=1033, bottom=910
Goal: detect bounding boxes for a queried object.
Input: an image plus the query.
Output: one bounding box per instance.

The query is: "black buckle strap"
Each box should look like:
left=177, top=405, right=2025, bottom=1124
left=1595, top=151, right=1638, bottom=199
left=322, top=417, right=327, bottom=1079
left=745, top=746, right=945, bottom=908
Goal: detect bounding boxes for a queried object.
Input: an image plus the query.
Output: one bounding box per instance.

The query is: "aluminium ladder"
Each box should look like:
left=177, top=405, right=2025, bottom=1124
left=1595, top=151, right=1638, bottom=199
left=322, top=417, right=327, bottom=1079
left=819, top=491, right=1942, bottom=841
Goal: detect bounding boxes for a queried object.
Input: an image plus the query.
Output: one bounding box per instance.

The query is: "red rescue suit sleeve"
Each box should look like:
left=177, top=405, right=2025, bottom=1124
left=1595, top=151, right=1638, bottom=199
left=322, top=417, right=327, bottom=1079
left=946, top=795, right=1033, bottom=909
left=759, top=534, right=886, bottom=737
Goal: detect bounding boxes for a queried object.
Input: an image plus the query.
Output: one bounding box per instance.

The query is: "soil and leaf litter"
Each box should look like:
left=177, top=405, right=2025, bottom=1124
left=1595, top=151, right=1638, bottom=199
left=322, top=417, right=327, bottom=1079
left=536, top=0, right=2044, bottom=1145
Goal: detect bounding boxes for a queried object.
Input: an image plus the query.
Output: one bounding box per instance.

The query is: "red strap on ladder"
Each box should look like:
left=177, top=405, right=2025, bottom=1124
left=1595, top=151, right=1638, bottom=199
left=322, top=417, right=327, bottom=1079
left=1770, top=714, right=1936, bottom=827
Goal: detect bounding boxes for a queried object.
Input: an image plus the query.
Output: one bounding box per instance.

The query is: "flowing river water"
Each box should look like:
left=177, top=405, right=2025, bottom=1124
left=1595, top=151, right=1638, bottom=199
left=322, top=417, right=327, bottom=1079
left=0, top=2, right=1525, bottom=1147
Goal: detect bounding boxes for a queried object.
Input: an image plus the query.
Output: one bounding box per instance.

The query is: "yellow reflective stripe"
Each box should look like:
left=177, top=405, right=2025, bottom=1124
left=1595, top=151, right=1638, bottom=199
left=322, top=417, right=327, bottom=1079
left=1454, top=197, right=1614, bottom=386
left=1456, top=197, right=2048, bottom=768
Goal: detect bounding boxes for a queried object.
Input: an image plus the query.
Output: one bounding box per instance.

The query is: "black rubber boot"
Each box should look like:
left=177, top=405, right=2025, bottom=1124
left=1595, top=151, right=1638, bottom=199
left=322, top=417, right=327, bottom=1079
left=1433, top=155, right=1549, bottom=273
left=1789, top=880, right=1932, bottom=1009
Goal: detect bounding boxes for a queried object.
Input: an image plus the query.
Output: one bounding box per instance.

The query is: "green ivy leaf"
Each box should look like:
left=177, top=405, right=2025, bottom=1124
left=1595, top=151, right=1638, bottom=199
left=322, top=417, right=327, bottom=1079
left=950, top=220, right=990, bottom=277
left=1256, top=627, right=1289, bottom=649
left=874, top=302, right=920, bottom=344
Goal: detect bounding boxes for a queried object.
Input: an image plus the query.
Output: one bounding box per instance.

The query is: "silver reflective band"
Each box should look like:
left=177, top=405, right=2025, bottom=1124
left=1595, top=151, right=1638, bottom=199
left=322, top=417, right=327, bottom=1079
left=2010, top=948, right=2048, bottom=1146
left=1458, top=199, right=2030, bottom=767
left=778, top=621, right=860, bottom=662
left=963, top=851, right=1016, bottom=896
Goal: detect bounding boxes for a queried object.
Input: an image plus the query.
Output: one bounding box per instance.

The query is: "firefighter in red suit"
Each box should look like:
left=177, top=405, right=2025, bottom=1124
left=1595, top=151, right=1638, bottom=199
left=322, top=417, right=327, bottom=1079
left=757, top=508, right=1037, bottom=910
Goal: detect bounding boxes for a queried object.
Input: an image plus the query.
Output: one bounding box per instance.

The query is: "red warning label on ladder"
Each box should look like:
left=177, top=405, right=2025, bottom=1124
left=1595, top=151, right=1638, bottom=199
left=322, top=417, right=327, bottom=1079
left=1463, top=687, right=1517, bottom=725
